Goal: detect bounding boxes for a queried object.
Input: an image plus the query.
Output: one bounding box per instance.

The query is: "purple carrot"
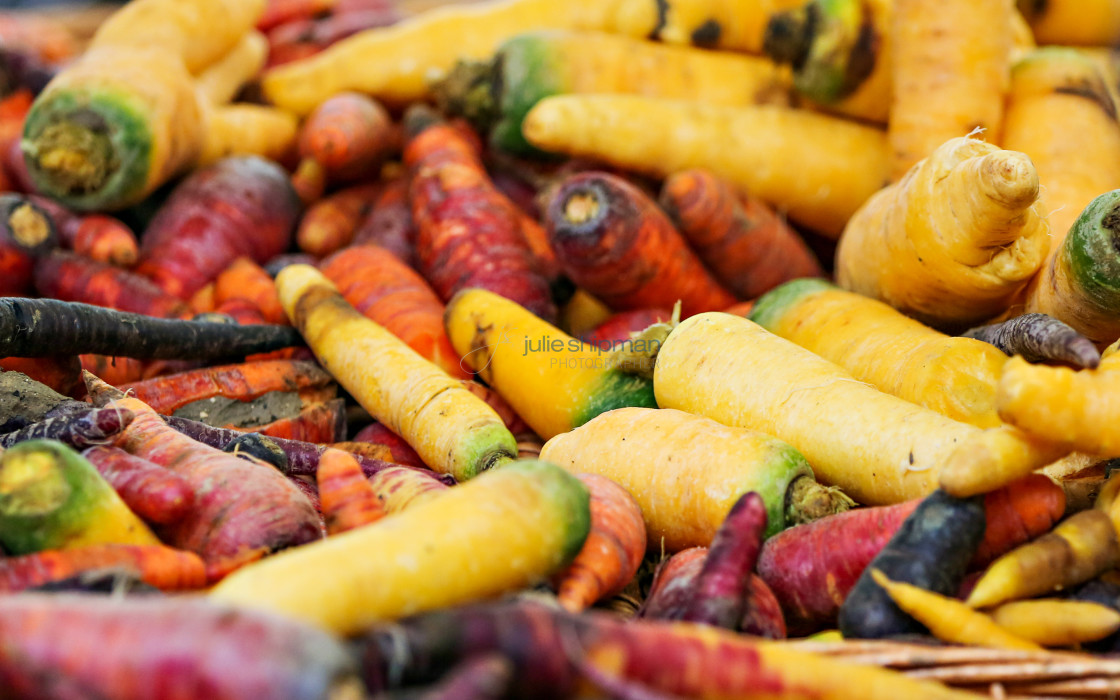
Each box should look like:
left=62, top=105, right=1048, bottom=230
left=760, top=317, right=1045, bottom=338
left=415, top=654, right=514, bottom=700
left=961, top=312, right=1101, bottom=369
left=680, top=491, right=768, bottom=629
left=0, top=405, right=134, bottom=449
left=639, top=548, right=707, bottom=621
left=82, top=445, right=195, bottom=525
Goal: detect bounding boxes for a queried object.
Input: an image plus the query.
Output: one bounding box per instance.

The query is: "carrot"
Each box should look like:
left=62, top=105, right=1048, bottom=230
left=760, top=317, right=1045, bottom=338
left=870, top=569, right=1043, bottom=650
left=291, top=92, right=394, bottom=200
left=581, top=308, right=673, bottom=348
left=244, top=398, right=348, bottom=444
left=522, top=95, right=888, bottom=239
left=458, top=378, right=532, bottom=436
left=78, top=354, right=147, bottom=387
left=989, top=598, right=1120, bottom=646
left=266, top=6, right=403, bottom=69
left=1019, top=0, right=1120, bottom=46
left=352, top=420, right=427, bottom=469
left=0, top=405, right=133, bottom=450
left=446, top=288, right=657, bottom=441
left=544, top=171, right=736, bottom=317
left=81, top=445, right=195, bottom=526
left=0, top=192, right=55, bottom=296
left=641, top=547, right=709, bottom=621
left=265, top=252, right=321, bottom=277
left=435, top=29, right=792, bottom=157
left=260, top=0, right=659, bottom=113
left=972, top=473, right=1068, bottom=567
left=324, top=440, right=393, bottom=463
left=27, top=195, right=139, bottom=266
left=887, top=0, right=1012, bottom=179
left=750, top=278, right=1009, bottom=428
left=967, top=509, right=1120, bottom=609
left=277, top=264, right=516, bottom=481
left=0, top=439, right=161, bottom=555
left=0, top=543, right=206, bottom=593
left=551, top=473, right=646, bottom=613
left=210, top=460, right=591, bottom=634
left=135, top=156, right=301, bottom=300
left=316, top=447, right=386, bottom=535
left=352, top=173, right=417, bottom=266
left=541, top=407, right=852, bottom=550
left=651, top=0, right=804, bottom=52
left=366, top=463, right=451, bottom=513
left=837, top=490, right=986, bottom=639
left=296, top=181, right=381, bottom=255
left=85, top=372, right=323, bottom=581
left=406, top=109, right=557, bottom=322
left=962, top=313, right=1102, bottom=369
left=34, top=250, right=190, bottom=319
left=0, top=355, right=82, bottom=398
left=412, top=654, right=514, bottom=700
left=839, top=136, right=1050, bottom=329
left=0, top=593, right=361, bottom=700
left=194, top=30, right=270, bottom=105
left=320, top=243, right=468, bottom=378
left=197, top=104, right=301, bottom=169
left=212, top=256, right=288, bottom=326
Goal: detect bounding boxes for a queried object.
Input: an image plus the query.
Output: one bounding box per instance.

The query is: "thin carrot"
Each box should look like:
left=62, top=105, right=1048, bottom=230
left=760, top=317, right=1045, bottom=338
left=291, top=92, right=394, bottom=201
left=34, top=250, right=190, bottom=319
left=82, top=445, right=195, bottom=526
left=659, top=169, right=823, bottom=300
left=212, top=257, right=288, bottom=326
left=552, top=473, right=646, bottom=613
left=320, top=243, right=469, bottom=379
left=316, top=447, right=386, bottom=535
left=961, top=313, right=1101, bottom=369
left=296, top=181, right=382, bottom=255
left=352, top=173, right=417, bottom=266
left=0, top=543, right=207, bottom=593
left=989, top=598, right=1120, bottom=647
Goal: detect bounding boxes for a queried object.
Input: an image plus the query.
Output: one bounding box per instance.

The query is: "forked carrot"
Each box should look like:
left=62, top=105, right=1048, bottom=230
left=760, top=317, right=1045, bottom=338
left=316, top=447, right=386, bottom=535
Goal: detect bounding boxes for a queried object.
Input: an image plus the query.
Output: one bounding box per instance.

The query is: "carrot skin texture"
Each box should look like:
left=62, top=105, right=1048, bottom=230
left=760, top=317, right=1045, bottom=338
left=82, top=445, right=195, bottom=525
left=136, top=156, right=301, bottom=300
left=243, top=398, right=347, bottom=444
left=838, top=490, right=986, bottom=639
left=316, top=447, right=386, bottom=534
left=212, top=257, right=288, bottom=326
left=0, top=405, right=134, bottom=450
left=0, top=543, right=206, bottom=592
left=352, top=420, right=427, bottom=469
left=34, top=250, right=190, bottom=318
left=545, top=171, right=736, bottom=317
left=296, top=181, right=382, bottom=256
left=961, top=313, right=1101, bottom=369
left=0, top=593, right=360, bottom=700
left=296, top=92, right=394, bottom=184
left=352, top=173, right=417, bottom=266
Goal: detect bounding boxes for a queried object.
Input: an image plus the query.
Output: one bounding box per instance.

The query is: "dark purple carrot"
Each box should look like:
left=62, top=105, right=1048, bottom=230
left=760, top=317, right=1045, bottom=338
left=0, top=405, right=134, bottom=449
left=223, top=432, right=290, bottom=471
left=961, top=312, right=1101, bottom=369
left=681, top=491, right=768, bottom=629
left=82, top=445, right=196, bottom=525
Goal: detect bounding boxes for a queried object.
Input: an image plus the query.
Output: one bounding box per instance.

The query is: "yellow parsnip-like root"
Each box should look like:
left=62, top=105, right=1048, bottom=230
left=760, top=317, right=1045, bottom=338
left=194, top=31, right=269, bottom=105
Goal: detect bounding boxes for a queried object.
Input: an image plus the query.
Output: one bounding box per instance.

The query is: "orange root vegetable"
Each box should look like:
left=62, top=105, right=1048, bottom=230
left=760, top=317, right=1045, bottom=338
left=887, top=0, right=1013, bottom=179
left=552, top=473, right=646, bottom=613
left=352, top=173, right=417, bottom=266
left=352, top=420, right=427, bottom=469
left=659, top=169, right=823, bottom=300
left=28, top=195, right=139, bottom=266
left=0, top=355, right=82, bottom=398
left=82, top=445, right=195, bottom=526
left=296, top=181, right=382, bottom=256
left=320, top=244, right=468, bottom=379
left=212, top=257, right=288, bottom=326
left=971, top=473, right=1068, bottom=567
left=835, top=136, right=1050, bottom=330
left=316, top=447, right=386, bottom=534
left=0, top=192, right=57, bottom=296
left=0, top=543, right=207, bottom=593
left=405, top=108, right=556, bottom=322
left=79, top=354, right=147, bottom=386
left=294, top=92, right=395, bottom=190
left=545, top=171, right=736, bottom=317
left=84, top=372, right=323, bottom=581
left=366, top=463, right=451, bottom=513
left=34, top=250, right=190, bottom=319
left=243, top=398, right=348, bottom=444
left=967, top=509, right=1120, bottom=609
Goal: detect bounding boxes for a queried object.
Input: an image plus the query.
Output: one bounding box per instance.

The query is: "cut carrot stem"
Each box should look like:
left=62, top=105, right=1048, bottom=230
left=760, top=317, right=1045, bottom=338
left=34, top=250, right=191, bottom=319
left=82, top=445, right=195, bottom=526
left=0, top=543, right=207, bottom=593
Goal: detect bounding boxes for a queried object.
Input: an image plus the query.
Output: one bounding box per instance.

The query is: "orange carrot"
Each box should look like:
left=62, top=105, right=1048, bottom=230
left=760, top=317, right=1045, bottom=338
left=0, top=543, right=207, bottom=593
left=545, top=170, right=737, bottom=317
left=291, top=92, right=395, bottom=200
left=27, top=195, right=139, bottom=267
left=190, top=283, right=217, bottom=315
left=972, top=473, right=1068, bottom=568
left=316, top=447, right=386, bottom=534
left=351, top=420, right=427, bottom=469
left=82, top=445, right=196, bottom=526
left=33, top=251, right=190, bottom=319
left=552, top=473, right=646, bottom=612
left=352, top=173, right=417, bottom=266
left=212, top=257, right=288, bottom=326
left=79, top=355, right=147, bottom=386
left=320, top=243, right=469, bottom=378
left=0, top=355, right=81, bottom=398
left=238, top=397, right=347, bottom=444
left=296, top=181, right=382, bottom=255
left=659, top=169, right=824, bottom=299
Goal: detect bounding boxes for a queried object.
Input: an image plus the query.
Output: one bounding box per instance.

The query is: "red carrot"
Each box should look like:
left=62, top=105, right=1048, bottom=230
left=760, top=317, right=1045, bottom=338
left=0, top=192, right=55, bottom=296
left=659, top=169, right=824, bottom=300
left=351, top=420, right=427, bottom=469
left=34, top=250, right=189, bottom=318
left=641, top=547, right=708, bottom=621
left=0, top=355, right=81, bottom=397
left=85, top=372, right=323, bottom=581
left=0, top=594, right=360, bottom=699
left=0, top=544, right=206, bottom=593
left=28, top=195, right=138, bottom=266
left=257, top=0, right=334, bottom=31
left=545, top=172, right=736, bottom=317
left=316, top=447, right=386, bottom=534
left=581, top=308, right=674, bottom=348
left=320, top=243, right=470, bottom=378
left=3, top=137, right=33, bottom=193
left=405, top=106, right=557, bottom=322
left=352, top=173, right=417, bottom=266
left=135, top=156, right=301, bottom=300
left=82, top=445, right=195, bottom=526
left=296, top=181, right=382, bottom=255
left=0, top=405, right=134, bottom=450
left=290, top=92, right=395, bottom=202
left=242, top=397, right=348, bottom=444
left=266, top=6, right=401, bottom=72
left=552, top=473, right=646, bottom=612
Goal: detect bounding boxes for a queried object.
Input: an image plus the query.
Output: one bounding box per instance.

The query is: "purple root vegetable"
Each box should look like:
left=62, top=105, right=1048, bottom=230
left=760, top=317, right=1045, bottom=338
left=0, top=593, right=361, bottom=700
left=961, top=313, right=1101, bottom=369
left=0, top=405, right=133, bottom=449
left=414, top=654, right=515, bottom=700
left=82, top=445, right=195, bottom=525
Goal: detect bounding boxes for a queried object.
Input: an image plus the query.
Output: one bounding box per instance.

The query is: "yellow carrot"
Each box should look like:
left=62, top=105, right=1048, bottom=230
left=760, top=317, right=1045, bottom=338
left=870, top=569, right=1043, bottom=651
left=276, top=265, right=517, bottom=481
left=194, top=30, right=269, bottom=105
left=522, top=95, right=889, bottom=238
left=654, top=0, right=804, bottom=52
left=990, top=599, right=1120, bottom=646
left=197, top=104, right=299, bottom=167
left=1019, top=0, right=1120, bottom=47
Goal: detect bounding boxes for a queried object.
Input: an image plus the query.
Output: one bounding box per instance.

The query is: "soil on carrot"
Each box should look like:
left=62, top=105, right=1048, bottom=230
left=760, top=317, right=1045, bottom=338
left=171, top=391, right=304, bottom=428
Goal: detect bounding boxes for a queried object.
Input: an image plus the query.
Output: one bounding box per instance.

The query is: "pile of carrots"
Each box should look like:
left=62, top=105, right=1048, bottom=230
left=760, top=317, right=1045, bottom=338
left=6, top=0, right=1120, bottom=697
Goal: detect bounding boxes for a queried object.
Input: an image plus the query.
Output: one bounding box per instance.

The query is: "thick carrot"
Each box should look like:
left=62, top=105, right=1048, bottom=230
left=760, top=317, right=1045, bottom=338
left=0, top=543, right=206, bottom=592
left=0, top=405, right=133, bottom=450
left=522, top=95, right=889, bottom=238
left=296, top=181, right=381, bottom=255
left=85, top=372, right=323, bottom=581
left=962, top=313, right=1101, bottom=369
left=33, top=250, right=190, bottom=319
left=545, top=171, right=736, bottom=317
left=552, top=473, right=646, bottom=613
left=135, top=156, right=301, bottom=300
left=406, top=109, right=556, bottom=322
left=351, top=173, right=417, bottom=266
left=316, top=447, right=386, bottom=535
left=0, top=593, right=361, bottom=700
left=320, top=243, right=468, bottom=379
left=887, top=0, right=1012, bottom=179
left=989, top=598, right=1120, bottom=646
left=277, top=264, right=517, bottom=480
left=352, top=420, right=426, bottom=469
left=293, top=92, right=394, bottom=195
left=82, top=445, right=195, bottom=526
left=0, top=192, right=56, bottom=296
